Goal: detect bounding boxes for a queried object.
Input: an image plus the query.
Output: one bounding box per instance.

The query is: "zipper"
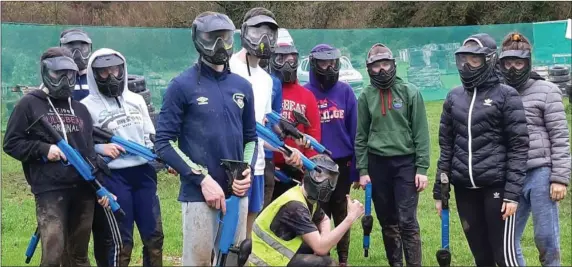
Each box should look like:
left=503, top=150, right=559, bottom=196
left=467, top=88, right=478, bottom=188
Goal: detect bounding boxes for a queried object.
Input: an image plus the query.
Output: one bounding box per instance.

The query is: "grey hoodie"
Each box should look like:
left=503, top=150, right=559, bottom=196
left=517, top=78, right=571, bottom=185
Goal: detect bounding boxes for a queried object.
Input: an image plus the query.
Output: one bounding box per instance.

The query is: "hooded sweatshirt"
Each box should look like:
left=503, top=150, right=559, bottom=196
left=304, top=47, right=358, bottom=182
left=274, top=81, right=321, bottom=166
left=3, top=89, right=100, bottom=194
left=81, top=48, right=156, bottom=170
left=355, top=77, right=430, bottom=176
left=154, top=61, right=258, bottom=203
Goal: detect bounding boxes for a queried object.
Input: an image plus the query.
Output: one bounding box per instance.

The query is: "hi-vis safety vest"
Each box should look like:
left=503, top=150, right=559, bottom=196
left=249, top=186, right=315, bottom=266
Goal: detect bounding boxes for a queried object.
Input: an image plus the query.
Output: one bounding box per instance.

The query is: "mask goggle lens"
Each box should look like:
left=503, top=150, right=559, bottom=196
left=94, top=65, right=124, bottom=80
left=316, top=59, right=340, bottom=70
left=197, top=30, right=234, bottom=51
left=48, top=69, right=76, bottom=81
left=368, top=59, right=394, bottom=73
left=246, top=24, right=277, bottom=44
left=500, top=57, right=529, bottom=71
left=63, top=41, right=91, bottom=56
left=274, top=53, right=298, bottom=66
left=456, top=53, right=485, bottom=70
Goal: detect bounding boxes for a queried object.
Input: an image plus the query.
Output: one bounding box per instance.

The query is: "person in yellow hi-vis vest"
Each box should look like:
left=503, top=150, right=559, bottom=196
left=249, top=155, right=365, bottom=267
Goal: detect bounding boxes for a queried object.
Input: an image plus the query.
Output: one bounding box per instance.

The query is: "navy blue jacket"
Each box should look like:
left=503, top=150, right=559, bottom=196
left=155, top=62, right=258, bottom=202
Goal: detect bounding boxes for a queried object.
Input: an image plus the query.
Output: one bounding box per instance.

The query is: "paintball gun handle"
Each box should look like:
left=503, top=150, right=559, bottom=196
left=436, top=172, right=452, bottom=267
left=362, top=182, right=373, bottom=257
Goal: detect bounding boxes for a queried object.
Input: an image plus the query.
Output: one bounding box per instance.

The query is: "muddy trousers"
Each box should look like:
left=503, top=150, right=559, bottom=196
left=92, top=200, right=123, bottom=267
left=454, top=186, right=519, bottom=267
left=368, top=153, right=422, bottom=267
left=319, top=156, right=353, bottom=264
left=105, top=163, right=164, bottom=267
left=35, top=186, right=95, bottom=267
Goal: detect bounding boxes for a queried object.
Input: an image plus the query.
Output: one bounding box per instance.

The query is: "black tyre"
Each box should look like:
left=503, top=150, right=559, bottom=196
left=127, top=75, right=146, bottom=93
left=548, top=65, right=570, bottom=76
left=549, top=75, right=571, bottom=83
left=138, top=89, right=152, bottom=105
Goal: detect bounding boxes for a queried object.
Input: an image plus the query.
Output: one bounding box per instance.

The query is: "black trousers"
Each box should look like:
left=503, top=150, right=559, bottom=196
left=35, top=186, right=94, bottom=267
left=319, top=156, right=352, bottom=264
left=92, top=201, right=123, bottom=267
left=262, top=158, right=276, bottom=210
left=454, top=185, right=519, bottom=267
left=368, top=153, right=422, bottom=267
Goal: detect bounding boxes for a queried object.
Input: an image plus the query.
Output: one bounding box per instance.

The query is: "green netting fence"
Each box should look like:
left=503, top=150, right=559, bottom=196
left=2, top=20, right=571, bottom=130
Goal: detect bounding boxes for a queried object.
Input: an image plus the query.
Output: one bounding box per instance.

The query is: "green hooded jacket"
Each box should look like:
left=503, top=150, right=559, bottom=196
left=355, top=77, right=430, bottom=176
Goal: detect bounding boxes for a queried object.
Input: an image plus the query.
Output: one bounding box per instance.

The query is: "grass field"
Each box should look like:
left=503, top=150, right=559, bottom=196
left=1, top=100, right=571, bottom=266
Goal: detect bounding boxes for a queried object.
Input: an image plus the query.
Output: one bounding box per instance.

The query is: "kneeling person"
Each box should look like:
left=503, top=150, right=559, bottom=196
left=249, top=155, right=365, bottom=267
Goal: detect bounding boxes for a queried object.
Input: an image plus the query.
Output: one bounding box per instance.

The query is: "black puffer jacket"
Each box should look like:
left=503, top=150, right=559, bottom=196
left=433, top=34, right=529, bottom=203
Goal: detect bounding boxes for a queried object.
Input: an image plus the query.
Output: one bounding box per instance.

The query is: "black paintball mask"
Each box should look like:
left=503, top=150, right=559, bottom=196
left=271, top=44, right=299, bottom=84
left=303, top=155, right=340, bottom=203
left=241, top=15, right=279, bottom=59
left=92, top=54, right=126, bottom=97
left=41, top=56, right=79, bottom=100
left=367, top=44, right=397, bottom=89
left=454, top=37, right=498, bottom=89
left=310, top=49, right=341, bottom=91
left=499, top=50, right=531, bottom=89
left=192, top=13, right=236, bottom=66
left=60, top=31, right=92, bottom=71
left=259, top=58, right=270, bottom=73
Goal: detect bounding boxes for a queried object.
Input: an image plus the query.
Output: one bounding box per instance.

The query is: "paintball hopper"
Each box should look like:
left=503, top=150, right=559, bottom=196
left=220, top=159, right=249, bottom=196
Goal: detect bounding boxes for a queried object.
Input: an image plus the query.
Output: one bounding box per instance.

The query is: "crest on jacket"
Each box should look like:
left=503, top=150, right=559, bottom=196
left=392, top=97, right=403, bottom=110
left=233, top=93, right=245, bottom=109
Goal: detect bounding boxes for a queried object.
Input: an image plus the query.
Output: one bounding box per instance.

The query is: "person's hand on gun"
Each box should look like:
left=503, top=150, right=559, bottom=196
left=283, top=145, right=303, bottom=169
left=355, top=175, right=371, bottom=190
left=501, top=200, right=518, bottom=220
left=295, top=135, right=311, bottom=149
left=101, top=143, right=126, bottom=159
left=346, top=195, right=365, bottom=222
left=98, top=193, right=117, bottom=208
left=201, top=175, right=227, bottom=215
left=47, top=145, right=67, bottom=162
left=232, top=167, right=252, bottom=197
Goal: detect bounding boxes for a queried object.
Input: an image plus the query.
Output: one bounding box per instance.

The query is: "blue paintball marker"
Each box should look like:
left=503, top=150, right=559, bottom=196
left=266, top=110, right=332, bottom=156
left=93, top=127, right=160, bottom=162
left=24, top=115, right=125, bottom=263
left=436, top=173, right=452, bottom=267
left=256, top=122, right=321, bottom=174
left=24, top=227, right=39, bottom=264
left=214, top=159, right=252, bottom=267
left=361, top=182, right=373, bottom=257
left=274, top=169, right=300, bottom=184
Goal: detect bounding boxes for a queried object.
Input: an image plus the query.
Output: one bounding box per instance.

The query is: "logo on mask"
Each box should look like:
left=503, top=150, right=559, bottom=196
left=392, top=97, right=403, bottom=110
left=259, top=43, right=265, bottom=52
left=233, top=93, right=245, bottom=109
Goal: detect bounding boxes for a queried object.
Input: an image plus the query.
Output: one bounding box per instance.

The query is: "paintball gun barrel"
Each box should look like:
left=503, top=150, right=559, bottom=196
left=266, top=111, right=332, bottom=156
left=362, top=182, right=373, bottom=257
left=24, top=227, right=39, bottom=264
left=436, top=173, right=452, bottom=267
left=214, top=159, right=252, bottom=267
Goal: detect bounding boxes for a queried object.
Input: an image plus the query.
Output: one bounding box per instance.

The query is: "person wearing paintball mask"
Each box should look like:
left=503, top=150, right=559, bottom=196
left=3, top=47, right=113, bottom=267
left=433, top=33, right=529, bottom=267
left=154, top=12, right=256, bottom=266
left=60, top=28, right=92, bottom=101
left=249, top=155, right=365, bottom=267
left=354, top=43, right=430, bottom=267
left=229, top=7, right=301, bottom=240
left=81, top=48, right=164, bottom=267
left=499, top=32, right=570, bottom=267
left=269, top=42, right=322, bottom=201
left=303, top=44, right=358, bottom=267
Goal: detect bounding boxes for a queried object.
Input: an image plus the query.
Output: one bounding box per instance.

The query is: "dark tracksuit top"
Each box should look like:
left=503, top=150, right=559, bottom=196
left=155, top=62, right=258, bottom=203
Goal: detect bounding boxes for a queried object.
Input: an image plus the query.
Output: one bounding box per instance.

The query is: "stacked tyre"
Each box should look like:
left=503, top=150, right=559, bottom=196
left=547, top=65, right=571, bottom=100
left=127, top=74, right=164, bottom=172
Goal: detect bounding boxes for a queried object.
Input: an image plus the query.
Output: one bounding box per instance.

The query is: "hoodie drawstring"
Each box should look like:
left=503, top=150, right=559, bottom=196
left=379, top=89, right=393, bottom=116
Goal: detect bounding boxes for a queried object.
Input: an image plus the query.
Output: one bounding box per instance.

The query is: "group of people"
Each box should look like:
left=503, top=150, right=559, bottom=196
left=3, top=6, right=570, bottom=267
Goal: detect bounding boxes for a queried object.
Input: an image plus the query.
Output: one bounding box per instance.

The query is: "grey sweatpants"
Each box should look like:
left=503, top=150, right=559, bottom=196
left=182, top=198, right=248, bottom=266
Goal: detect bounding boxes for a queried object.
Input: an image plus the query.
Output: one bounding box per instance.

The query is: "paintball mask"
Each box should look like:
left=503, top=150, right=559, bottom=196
left=241, top=15, right=278, bottom=59
left=41, top=56, right=79, bottom=100
left=454, top=37, right=498, bottom=89
left=192, top=13, right=236, bottom=65
left=310, top=48, right=341, bottom=91
left=271, top=44, right=299, bottom=83
left=499, top=49, right=531, bottom=89
left=367, top=44, right=397, bottom=89
left=60, top=30, right=92, bottom=71
left=92, top=54, right=126, bottom=97
left=259, top=58, right=270, bottom=73
left=303, top=155, right=340, bottom=202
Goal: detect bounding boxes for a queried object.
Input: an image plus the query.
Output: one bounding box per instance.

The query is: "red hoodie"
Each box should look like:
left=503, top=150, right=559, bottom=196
left=273, top=82, right=321, bottom=167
